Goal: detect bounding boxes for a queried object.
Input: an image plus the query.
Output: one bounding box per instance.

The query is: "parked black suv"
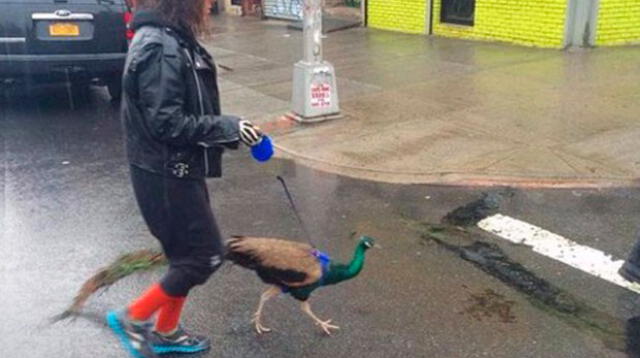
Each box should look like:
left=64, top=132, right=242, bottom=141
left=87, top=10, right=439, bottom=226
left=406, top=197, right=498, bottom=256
left=0, top=0, right=132, bottom=99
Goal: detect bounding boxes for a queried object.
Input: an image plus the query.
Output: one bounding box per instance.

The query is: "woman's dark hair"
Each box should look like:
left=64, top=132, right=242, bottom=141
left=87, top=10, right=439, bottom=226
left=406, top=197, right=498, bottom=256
left=137, top=0, right=207, bottom=35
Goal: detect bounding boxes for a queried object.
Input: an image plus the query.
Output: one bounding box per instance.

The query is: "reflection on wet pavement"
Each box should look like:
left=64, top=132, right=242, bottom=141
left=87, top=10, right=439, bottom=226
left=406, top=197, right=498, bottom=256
left=1, top=83, right=637, bottom=357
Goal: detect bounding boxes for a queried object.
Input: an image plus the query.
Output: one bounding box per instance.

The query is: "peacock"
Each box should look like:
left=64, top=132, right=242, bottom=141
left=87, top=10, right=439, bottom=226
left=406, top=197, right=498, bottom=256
left=55, top=235, right=376, bottom=336
left=225, top=235, right=377, bottom=335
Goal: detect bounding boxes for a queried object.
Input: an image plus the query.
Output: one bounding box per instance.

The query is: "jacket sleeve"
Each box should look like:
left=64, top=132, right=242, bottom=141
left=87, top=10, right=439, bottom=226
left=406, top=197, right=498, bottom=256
left=136, top=43, right=241, bottom=148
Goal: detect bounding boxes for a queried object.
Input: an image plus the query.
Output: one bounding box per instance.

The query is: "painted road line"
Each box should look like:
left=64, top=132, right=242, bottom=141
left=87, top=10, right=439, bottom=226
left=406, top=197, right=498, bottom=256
left=477, top=214, right=640, bottom=294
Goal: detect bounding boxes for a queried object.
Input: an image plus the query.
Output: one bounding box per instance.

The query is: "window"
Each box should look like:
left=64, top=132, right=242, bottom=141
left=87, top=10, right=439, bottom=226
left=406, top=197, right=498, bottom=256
left=441, top=0, right=476, bottom=26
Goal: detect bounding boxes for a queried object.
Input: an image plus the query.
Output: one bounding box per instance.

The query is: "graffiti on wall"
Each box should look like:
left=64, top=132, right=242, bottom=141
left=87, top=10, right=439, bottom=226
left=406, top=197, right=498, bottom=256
left=266, top=0, right=303, bottom=20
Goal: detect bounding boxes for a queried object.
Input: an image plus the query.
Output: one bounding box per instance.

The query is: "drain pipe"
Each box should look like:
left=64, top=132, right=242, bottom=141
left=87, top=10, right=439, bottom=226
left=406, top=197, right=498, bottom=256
left=425, top=0, right=434, bottom=35
left=362, top=0, right=366, bottom=27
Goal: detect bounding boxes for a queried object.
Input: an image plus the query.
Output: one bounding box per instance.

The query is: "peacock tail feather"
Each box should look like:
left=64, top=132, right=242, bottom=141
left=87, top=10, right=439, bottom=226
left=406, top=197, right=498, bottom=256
left=53, top=249, right=166, bottom=322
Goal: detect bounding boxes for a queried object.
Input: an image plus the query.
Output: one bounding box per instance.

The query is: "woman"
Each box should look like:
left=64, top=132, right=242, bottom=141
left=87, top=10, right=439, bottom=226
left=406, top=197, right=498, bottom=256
left=106, top=1, right=263, bottom=357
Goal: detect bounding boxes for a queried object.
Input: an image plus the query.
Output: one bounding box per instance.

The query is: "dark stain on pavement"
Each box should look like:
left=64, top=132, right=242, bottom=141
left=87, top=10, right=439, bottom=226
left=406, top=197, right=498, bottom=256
left=421, top=221, right=627, bottom=351
left=460, top=287, right=517, bottom=323
left=441, top=189, right=514, bottom=227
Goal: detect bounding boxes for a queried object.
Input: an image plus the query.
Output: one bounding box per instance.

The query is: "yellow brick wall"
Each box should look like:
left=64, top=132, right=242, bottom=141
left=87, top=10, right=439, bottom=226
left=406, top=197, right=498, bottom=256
left=432, top=0, right=568, bottom=48
left=596, top=0, right=640, bottom=46
left=368, top=0, right=427, bottom=34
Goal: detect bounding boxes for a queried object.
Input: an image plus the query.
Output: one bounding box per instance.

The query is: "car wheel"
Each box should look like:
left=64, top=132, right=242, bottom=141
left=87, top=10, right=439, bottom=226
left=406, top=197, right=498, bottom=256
left=107, top=78, right=122, bottom=101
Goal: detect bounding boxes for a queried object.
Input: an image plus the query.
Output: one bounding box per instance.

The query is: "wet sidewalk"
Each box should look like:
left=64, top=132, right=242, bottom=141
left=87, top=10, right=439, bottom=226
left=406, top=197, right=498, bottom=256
left=205, top=14, right=640, bottom=188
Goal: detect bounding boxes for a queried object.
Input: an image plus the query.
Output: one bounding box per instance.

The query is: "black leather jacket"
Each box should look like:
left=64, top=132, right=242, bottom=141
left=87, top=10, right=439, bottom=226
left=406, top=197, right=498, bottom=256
left=121, top=10, right=240, bottom=179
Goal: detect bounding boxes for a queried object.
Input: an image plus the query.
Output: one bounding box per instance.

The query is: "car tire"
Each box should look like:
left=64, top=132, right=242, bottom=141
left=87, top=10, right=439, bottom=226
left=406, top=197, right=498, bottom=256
left=107, top=78, right=122, bottom=101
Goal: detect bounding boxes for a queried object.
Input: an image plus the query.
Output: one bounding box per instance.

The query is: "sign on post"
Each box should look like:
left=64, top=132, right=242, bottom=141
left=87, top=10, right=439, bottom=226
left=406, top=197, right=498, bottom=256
left=310, top=83, right=331, bottom=108
left=290, top=0, right=340, bottom=122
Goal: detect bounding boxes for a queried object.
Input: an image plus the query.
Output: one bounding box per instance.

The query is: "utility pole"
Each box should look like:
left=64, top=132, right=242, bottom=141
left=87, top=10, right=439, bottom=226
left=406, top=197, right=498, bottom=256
left=290, top=0, right=341, bottom=122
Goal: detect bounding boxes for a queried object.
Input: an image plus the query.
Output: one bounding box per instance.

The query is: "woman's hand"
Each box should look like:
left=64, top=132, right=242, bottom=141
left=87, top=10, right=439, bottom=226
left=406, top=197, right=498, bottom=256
left=239, top=120, right=263, bottom=147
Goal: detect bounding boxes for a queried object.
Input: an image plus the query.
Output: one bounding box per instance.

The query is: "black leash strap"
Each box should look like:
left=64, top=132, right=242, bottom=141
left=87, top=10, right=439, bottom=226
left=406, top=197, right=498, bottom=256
left=276, top=176, right=316, bottom=248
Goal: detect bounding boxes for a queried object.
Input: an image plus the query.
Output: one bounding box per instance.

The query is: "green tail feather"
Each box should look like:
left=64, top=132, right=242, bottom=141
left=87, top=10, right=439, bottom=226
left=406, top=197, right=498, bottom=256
left=53, top=249, right=167, bottom=322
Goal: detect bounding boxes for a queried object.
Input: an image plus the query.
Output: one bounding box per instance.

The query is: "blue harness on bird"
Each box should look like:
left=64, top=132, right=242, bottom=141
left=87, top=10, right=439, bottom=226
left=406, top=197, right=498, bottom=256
left=311, top=249, right=331, bottom=286
left=280, top=249, right=331, bottom=294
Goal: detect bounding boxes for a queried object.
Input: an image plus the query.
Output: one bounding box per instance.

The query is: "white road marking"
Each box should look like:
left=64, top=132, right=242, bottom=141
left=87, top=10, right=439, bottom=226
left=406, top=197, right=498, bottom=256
left=477, top=214, right=640, bottom=294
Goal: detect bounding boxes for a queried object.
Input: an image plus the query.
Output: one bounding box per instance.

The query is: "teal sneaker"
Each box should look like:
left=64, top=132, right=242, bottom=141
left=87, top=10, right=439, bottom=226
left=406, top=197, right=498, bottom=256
left=106, top=310, right=158, bottom=358
left=150, top=326, right=211, bottom=354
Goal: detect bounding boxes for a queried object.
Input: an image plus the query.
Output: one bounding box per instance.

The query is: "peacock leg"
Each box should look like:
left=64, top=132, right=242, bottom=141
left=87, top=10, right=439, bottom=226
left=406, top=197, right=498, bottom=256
left=300, top=301, right=340, bottom=335
left=252, top=286, right=280, bottom=334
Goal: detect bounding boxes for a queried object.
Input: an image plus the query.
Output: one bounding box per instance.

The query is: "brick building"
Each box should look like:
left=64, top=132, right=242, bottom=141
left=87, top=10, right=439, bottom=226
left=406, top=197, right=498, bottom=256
left=367, top=0, right=640, bottom=48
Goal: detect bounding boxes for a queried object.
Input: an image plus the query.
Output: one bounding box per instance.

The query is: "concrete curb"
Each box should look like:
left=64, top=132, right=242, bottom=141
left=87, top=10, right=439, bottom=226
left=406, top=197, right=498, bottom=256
left=274, top=144, right=640, bottom=189
left=259, top=116, right=640, bottom=189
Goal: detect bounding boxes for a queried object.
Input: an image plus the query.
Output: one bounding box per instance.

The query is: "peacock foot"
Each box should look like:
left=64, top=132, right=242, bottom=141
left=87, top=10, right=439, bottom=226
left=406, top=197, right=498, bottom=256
left=315, top=318, right=340, bottom=335
left=252, top=314, right=272, bottom=334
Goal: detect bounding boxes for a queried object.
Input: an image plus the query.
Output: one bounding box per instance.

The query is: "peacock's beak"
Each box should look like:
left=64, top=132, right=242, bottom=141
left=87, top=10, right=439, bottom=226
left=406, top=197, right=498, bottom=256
left=373, top=243, right=382, bottom=249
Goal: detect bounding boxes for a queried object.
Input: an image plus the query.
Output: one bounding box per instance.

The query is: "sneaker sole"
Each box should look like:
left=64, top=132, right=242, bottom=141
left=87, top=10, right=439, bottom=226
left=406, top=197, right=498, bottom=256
left=153, top=344, right=210, bottom=354
left=106, top=311, right=152, bottom=358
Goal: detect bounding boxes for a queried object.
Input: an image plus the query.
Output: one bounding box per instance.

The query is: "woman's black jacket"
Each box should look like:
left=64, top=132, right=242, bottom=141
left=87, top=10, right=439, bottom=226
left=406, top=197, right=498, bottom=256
left=122, top=10, right=240, bottom=179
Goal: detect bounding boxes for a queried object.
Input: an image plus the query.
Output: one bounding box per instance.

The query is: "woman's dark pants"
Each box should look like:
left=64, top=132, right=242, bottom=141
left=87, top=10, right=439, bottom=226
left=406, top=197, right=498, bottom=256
left=130, top=165, right=225, bottom=297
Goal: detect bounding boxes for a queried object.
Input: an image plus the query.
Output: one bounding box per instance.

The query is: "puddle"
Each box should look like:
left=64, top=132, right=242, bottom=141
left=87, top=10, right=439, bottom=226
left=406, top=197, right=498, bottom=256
left=460, top=287, right=517, bottom=323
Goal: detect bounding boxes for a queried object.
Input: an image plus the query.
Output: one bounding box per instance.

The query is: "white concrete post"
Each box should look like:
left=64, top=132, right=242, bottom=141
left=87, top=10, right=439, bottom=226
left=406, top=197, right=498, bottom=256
left=564, top=0, right=599, bottom=48
left=291, top=0, right=341, bottom=122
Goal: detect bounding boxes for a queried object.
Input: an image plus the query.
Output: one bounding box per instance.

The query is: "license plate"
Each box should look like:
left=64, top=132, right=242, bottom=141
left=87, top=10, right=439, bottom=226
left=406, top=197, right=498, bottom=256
left=49, top=22, right=80, bottom=37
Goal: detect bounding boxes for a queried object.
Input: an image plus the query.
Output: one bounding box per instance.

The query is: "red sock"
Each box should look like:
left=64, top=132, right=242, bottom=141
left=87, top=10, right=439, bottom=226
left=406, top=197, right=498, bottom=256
left=155, top=296, right=186, bottom=334
left=127, top=283, right=174, bottom=322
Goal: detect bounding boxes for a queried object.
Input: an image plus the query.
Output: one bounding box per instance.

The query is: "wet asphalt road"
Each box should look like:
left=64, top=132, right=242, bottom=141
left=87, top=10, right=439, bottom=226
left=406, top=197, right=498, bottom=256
left=2, top=84, right=640, bottom=358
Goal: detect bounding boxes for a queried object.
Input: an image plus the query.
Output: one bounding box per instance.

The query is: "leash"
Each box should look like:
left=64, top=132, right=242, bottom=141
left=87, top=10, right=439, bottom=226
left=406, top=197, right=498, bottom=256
left=276, top=175, right=317, bottom=248
left=249, top=133, right=318, bottom=248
